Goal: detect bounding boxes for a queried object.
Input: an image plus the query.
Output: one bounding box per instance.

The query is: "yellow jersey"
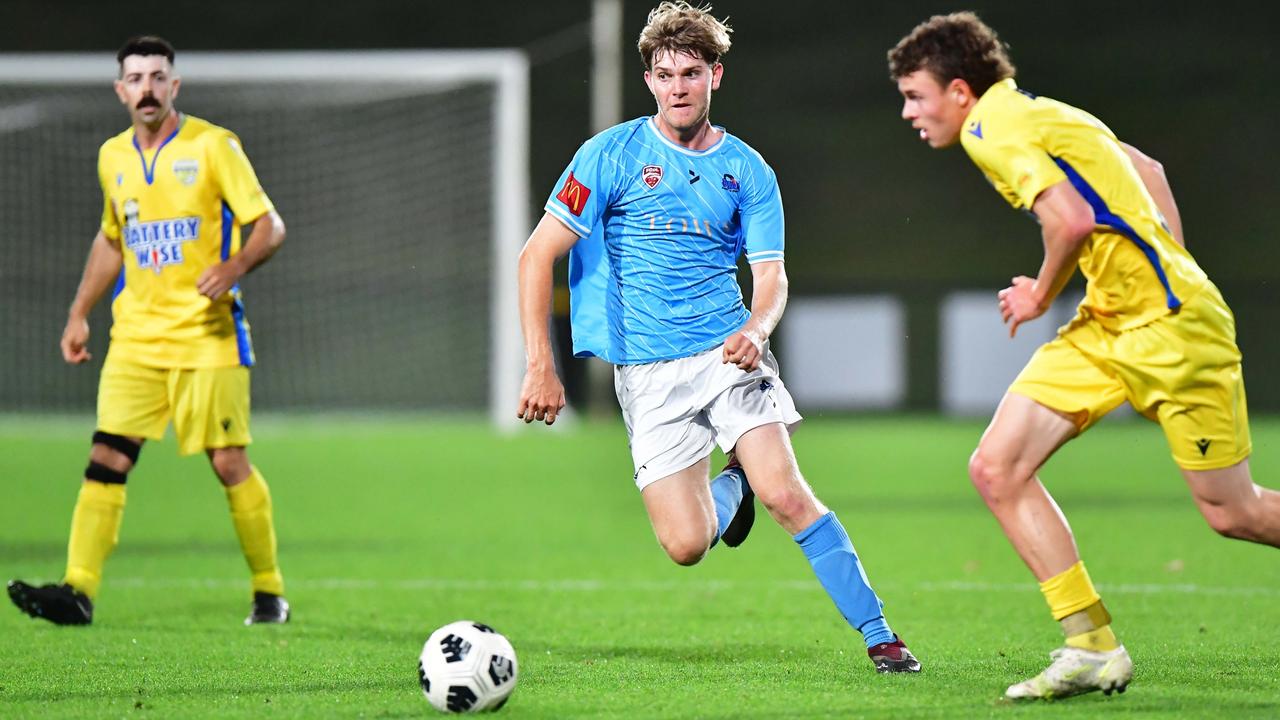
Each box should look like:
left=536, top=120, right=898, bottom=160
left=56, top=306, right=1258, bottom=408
left=960, top=78, right=1207, bottom=331
left=98, top=113, right=273, bottom=368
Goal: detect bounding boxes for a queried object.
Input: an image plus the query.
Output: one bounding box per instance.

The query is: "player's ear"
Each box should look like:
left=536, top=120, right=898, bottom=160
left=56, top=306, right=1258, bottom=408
left=947, top=77, right=975, bottom=105
left=113, top=78, right=128, bottom=106
left=170, top=74, right=182, bottom=101
left=710, top=62, right=723, bottom=91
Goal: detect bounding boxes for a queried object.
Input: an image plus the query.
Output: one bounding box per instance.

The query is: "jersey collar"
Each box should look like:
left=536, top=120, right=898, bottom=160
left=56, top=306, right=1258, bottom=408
left=645, top=116, right=727, bottom=156
left=131, top=112, right=186, bottom=186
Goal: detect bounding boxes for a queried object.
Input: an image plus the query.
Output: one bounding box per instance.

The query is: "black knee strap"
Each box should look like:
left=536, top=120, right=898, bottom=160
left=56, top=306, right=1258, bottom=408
left=92, top=431, right=141, bottom=464
left=85, top=461, right=127, bottom=485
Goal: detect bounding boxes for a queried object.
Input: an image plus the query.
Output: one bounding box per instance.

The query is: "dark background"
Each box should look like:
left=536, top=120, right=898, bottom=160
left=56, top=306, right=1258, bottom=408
left=5, top=0, right=1277, bottom=410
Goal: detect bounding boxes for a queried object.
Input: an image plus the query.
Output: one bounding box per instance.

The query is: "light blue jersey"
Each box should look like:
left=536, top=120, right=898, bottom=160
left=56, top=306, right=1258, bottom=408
left=544, top=116, right=785, bottom=365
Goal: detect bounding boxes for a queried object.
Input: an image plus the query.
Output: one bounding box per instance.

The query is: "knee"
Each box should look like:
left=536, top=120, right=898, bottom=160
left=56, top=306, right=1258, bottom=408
left=87, top=432, right=142, bottom=484
left=755, top=479, right=817, bottom=530
left=90, top=431, right=142, bottom=472
left=208, top=448, right=251, bottom=485
left=659, top=531, right=712, bottom=567
left=968, top=448, right=1023, bottom=505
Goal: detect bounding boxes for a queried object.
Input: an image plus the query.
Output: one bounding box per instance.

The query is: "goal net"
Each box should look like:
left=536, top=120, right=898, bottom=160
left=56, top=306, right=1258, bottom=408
left=0, top=51, right=528, bottom=426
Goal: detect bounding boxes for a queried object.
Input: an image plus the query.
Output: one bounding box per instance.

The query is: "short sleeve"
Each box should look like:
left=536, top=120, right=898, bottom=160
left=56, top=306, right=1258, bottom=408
left=209, top=131, right=274, bottom=224
left=739, top=160, right=784, bottom=264
left=967, top=132, right=1066, bottom=210
left=98, top=150, right=120, bottom=242
left=544, top=136, right=614, bottom=238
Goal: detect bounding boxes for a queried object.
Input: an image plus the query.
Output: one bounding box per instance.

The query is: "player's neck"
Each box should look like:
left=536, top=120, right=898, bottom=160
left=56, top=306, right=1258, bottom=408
left=133, top=110, right=181, bottom=149
left=654, top=116, right=721, bottom=151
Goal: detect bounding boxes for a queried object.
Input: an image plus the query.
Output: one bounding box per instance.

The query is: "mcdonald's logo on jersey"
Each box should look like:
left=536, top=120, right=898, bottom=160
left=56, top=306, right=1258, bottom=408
left=556, top=172, right=591, bottom=216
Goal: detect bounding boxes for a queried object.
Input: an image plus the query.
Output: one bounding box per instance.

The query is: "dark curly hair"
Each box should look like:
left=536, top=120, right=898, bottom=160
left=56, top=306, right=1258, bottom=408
left=887, top=12, right=1015, bottom=97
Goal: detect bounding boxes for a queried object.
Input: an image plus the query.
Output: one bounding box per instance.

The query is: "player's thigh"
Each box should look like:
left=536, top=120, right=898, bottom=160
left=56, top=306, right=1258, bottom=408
left=640, top=456, right=716, bottom=553
left=704, top=345, right=802, bottom=460
left=616, top=356, right=719, bottom=490
left=97, top=354, right=170, bottom=442
left=1006, top=334, right=1128, bottom=437
left=1182, top=459, right=1255, bottom=523
left=732, top=423, right=823, bottom=533
left=1152, top=364, right=1251, bottom=471
left=1124, top=288, right=1252, bottom=471
left=169, top=366, right=252, bottom=457
left=973, top=392, right=1081, bottom=486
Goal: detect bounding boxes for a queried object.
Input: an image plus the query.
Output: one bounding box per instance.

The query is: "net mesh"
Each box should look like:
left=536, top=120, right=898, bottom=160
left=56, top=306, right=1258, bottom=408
left=0, top=79, right=498, bottom=411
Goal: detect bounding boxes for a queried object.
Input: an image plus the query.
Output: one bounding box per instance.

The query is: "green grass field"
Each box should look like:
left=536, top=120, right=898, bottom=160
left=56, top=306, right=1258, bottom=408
left=2, top=414, right=1278, bottom=718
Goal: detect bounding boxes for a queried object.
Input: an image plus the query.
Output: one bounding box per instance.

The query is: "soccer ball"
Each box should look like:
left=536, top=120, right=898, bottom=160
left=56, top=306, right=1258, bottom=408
left=417, top=620, right=519, bottom=713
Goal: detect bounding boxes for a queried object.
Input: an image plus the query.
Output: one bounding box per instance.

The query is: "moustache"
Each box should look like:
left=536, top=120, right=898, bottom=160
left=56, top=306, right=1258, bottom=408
left=136, top=97, right=161, bottom=110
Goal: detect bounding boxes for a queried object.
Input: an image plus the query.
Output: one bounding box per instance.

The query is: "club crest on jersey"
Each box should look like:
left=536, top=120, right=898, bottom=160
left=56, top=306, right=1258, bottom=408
left=121, top=198, right=200, bottom=274
left=172, top=158, right=199, bottom=186
left=556, top=171, right=591, bottom=216
left=642, top=165, right=663, bottom=189
left=721, top=173, right=739, bottom=192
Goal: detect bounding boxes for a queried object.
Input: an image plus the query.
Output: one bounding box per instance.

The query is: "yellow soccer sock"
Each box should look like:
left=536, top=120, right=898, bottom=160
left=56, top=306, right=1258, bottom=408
left=226, top=467, right=285, bottom=596
left=1040, top=561, right=1119, bottom=652
left=63, top=481, right=127, bottom=600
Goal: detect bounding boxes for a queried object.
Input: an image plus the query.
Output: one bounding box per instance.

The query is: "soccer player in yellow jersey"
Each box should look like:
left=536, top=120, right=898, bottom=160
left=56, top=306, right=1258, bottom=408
left=7, top=36, right=290, bottom=626
left=889, top=12, right=1280, bottom=700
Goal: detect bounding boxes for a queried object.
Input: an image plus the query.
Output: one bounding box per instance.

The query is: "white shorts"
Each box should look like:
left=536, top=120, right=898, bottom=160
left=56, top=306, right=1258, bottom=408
left=614, top=343, right=802, bottom=490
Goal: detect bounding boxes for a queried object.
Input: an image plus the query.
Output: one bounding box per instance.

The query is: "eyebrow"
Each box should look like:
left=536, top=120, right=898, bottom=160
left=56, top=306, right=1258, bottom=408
left=651, top=64, right=703, bottom=74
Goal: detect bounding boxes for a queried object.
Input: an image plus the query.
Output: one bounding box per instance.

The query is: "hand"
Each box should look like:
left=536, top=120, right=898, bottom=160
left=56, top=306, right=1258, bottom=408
left=61, top=316, right=91, bottom=364
left=517, top=364, right=566, bottom=425
left=998, top=276, right=1047, bottom=337
left=196, top=259, right=245, bottom=299
left=722, top=328, right=764, bottom=371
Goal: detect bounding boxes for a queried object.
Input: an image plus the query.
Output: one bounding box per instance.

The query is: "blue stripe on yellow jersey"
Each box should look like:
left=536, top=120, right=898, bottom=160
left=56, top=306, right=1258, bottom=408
left=960, top=79, right=1207, bottom=331
left=545, top=117, right=785, bottom=364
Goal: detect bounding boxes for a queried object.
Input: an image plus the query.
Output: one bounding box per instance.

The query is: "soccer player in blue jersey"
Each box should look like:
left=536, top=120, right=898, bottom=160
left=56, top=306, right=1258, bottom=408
left=517, top=1, right=919, bottom=673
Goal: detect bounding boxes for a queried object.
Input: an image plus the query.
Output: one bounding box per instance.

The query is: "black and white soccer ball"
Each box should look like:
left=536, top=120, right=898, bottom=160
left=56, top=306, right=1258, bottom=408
left=417, top=620, right=518, bottom=713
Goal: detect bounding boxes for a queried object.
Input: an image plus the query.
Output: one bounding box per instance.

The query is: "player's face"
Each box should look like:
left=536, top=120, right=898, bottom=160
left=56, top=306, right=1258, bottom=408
left=644, top=50, right=722, bottom=136
left=896, top=70, right=970, bottom=148
left=115, top=54, right=180, bottom=129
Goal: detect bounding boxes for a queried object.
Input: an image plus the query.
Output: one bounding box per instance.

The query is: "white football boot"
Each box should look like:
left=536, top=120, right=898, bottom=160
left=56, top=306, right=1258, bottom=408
left=1005, top=645, right=1132, bottom=700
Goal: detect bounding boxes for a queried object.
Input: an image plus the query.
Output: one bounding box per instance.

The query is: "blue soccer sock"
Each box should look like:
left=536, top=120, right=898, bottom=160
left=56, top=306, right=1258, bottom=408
left=708, top=465, right=746, bottom=547
left=794, top=511, right=895, bottom=649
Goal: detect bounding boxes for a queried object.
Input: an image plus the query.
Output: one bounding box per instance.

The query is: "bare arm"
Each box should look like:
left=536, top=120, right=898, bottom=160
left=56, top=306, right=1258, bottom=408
left=62, top=231, right=123, bottom=364
left=998, top=179, right=1095, bottom=337
left=723, top=260, right=787, bottom=371
left=196, top=209, right=286, bottom=299
left=1121, top=142, right=1184, bottom=247
left=516, top=213, right=581, bottom=425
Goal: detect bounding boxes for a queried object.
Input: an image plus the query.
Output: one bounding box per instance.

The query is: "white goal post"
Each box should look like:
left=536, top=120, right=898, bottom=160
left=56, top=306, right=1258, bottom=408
left=0, top=51, right=529, bottom=428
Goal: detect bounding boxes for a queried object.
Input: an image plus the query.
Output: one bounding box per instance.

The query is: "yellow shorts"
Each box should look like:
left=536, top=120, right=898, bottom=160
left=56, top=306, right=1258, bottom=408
left=97, top=353, right=252, bottom=456
left=1010, top=283, right=1250, bottom=471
